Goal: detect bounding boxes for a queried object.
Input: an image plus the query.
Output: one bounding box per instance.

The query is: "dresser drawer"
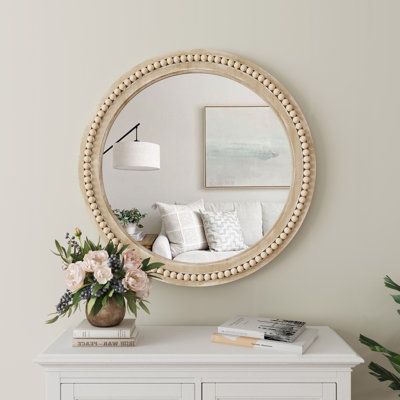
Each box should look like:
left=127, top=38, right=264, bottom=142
left=202, top=383, right=336, bottom=400
left=61, top=383, right=195, bottom=400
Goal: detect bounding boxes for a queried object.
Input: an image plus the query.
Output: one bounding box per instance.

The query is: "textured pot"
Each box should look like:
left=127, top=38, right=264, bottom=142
left=126, top=223, right=144, bottom=241
left=126, top=223, right=138, bottom=235
left=86, top=297, right=126, bottom=327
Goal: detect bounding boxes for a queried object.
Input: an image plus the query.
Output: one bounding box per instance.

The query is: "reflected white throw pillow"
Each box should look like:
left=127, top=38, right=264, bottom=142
left=200, top=210, right=247, bottom=252
left=155, top=199, right=208, bottom=257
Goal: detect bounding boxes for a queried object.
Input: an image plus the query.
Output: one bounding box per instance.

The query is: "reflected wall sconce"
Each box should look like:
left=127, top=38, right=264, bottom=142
left=103, top=123, right=160, bottom=171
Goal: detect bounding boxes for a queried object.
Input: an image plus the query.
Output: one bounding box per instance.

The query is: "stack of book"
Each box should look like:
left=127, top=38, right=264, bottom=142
left=72, top=319, right=138, bottom=347
left=212, top=315, right=318, bottom=354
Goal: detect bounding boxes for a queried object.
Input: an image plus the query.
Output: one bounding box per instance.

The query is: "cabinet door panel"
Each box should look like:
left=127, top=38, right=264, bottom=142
left=203, top=383, right=335, bottom=400
left=61, top=383, right=194, bottom=400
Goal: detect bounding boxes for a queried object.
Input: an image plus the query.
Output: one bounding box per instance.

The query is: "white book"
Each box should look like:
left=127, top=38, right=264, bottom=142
left=218, top=315, right=306, bottom=342
left=212, top=328, right=318, bottom=354
left=72, top=328, right=139, bottom=347
left=73, top=319, right=136, bottom=339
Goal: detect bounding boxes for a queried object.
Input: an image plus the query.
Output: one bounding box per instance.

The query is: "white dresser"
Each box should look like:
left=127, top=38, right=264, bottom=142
left=35, top=325, right=363, bottom=400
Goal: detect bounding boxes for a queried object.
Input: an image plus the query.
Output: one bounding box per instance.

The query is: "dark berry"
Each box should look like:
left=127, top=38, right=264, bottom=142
left=55, top=289, right=72, bottom=314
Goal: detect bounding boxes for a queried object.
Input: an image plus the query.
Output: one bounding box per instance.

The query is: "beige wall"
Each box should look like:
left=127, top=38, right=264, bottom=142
left=1, top=0, right=399, bottom=399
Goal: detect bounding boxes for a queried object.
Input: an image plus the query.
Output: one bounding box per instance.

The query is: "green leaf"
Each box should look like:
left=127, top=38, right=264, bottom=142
left=53, top=240, right=68, bottom=263
left=72, top=285, right=88, bottom=305
left=72, top=292, right=81, bottom=305
left=101, top=296, right=109, bottom=307
left=51, top=250, right=60, bottom=257
left=54, top=240, right=63, bottom=255
left=124, top=292, right=137, bottom=316
left=387, top=355, right=400, bottom=374
left=141, top=258, right=150, bottom=269
left=139, top=300, right=150, bottom=314
left=83, top=240, right=90, bottom=254
left=87, top=297, right=97, bottom=315
left=46, top=314, right=59, bottom=324
left=114, top=293, right=125, bottom=307
left=391, top=294, right=400, bottom=305
left=86, top=237, right=99, bottom=251
left=360, top=334, right=399, bottom=357
left=92, top=283, right=103, bottom=295
left=385, top=276, right=400, bottom=292
left=108, top=288, right=115, bottom=297
left=66, top=243, right=72, bottom=258
left=142, top=262, right=164, bottom=272
left=116, top=244, right=129, bottom=256
left=91, top=297, right=103, bottom=316
left=105, top=240, right=114, bottom=255
left=368, top=361, right=400, bottom=391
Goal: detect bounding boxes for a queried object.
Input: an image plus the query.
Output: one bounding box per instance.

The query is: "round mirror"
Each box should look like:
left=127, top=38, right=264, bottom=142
left=80, top=50, right=315, bottom=286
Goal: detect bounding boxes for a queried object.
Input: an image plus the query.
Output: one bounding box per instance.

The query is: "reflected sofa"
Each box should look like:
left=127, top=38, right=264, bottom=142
left=152, top=200, right=285, bottom=263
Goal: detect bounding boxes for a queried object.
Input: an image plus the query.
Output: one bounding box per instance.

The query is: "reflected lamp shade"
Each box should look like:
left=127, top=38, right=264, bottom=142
left=113, top=141, right=160, bottom=170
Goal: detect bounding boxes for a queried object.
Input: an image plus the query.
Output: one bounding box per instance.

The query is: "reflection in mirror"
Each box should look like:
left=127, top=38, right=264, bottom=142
left=103, top=73, right=292, bottom=264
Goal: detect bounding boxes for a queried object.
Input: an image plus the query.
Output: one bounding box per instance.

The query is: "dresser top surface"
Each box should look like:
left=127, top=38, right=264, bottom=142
left=35, top=325, right=363, bottom=366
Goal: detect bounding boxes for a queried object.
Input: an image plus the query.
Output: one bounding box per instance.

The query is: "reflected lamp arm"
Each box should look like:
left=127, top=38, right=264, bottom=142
left=103, top=123, right=140, bottom=155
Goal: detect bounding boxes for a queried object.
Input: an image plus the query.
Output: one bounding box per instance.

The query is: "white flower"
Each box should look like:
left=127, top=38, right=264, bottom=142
left=93, top=262, right=113, bottom=284
left=83, top=250, right=109, bottom=272
left=65, top=262, right=86, bottom=292
left=76, top=260, right=91, bottom=273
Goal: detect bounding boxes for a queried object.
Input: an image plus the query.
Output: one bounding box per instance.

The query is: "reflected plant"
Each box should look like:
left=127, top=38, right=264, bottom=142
left=113, top=208, right=146, bottom=227
left=360, top=276, right=400, bottom=395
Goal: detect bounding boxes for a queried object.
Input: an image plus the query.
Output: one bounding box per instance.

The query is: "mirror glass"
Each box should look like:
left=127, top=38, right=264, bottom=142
left=102, top=73, right=292, bottom=264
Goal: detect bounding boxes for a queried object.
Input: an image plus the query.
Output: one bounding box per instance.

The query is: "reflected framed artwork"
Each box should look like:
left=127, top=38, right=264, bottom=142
left=205, top=106, right=292, bottom=188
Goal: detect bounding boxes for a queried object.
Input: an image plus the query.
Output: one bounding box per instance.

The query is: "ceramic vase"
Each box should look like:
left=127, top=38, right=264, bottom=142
left=86, top=297, right=126, bottom=327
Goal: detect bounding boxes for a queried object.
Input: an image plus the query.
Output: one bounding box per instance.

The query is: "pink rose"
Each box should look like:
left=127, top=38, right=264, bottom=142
left=65, top=262, right=86, bottom=292
left=122, top=268, right=150, bottom=298
left=78, top=260, right=92, bottom=273
left=123, top=250, right=142, bottom=271
left=84, top=250, right=109, bottom=272
left=93, top=263, right=113, bottom=284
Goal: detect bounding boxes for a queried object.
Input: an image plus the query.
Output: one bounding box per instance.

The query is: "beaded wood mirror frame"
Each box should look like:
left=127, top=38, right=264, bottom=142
left=79, top=49, right=315, bottom=287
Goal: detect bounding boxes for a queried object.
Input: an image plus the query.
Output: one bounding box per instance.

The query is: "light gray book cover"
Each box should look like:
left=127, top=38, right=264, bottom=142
left=73, top=319, right=136, bottom=339
left=218, top=315, right=306, bottom=342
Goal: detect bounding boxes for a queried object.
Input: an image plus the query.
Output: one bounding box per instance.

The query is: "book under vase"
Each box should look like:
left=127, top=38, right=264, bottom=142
left=73, top=319, right=138, bottom=347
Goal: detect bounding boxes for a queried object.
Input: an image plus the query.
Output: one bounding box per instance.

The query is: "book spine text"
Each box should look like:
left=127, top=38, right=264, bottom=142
left=72, top=339, right=135, bottom=347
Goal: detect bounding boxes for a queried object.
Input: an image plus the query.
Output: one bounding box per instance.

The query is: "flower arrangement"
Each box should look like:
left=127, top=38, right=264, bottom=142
left=46, top=228, right=162, bottom=324
left=113, top=208, right=146, bottom=228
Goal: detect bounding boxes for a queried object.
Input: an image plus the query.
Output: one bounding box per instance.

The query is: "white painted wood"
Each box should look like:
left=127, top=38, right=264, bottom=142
left=35, top=325, right=363, bottom=400
left=36, top=326, right=363, bottom=366
left=182, top=384, right=195, bottom=400
left=323, top=383, right=337, bottom=400
left=336, top=371, right=352, bottom=400
left=45, top=371, right=61, bottom=399
left=202, top=383, right=215, bottom=400
left=203, top=382, right=336, bottom=400
left=60, top=383, right=73, bottom=399
left=64, top=383, right=194, bottom=400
